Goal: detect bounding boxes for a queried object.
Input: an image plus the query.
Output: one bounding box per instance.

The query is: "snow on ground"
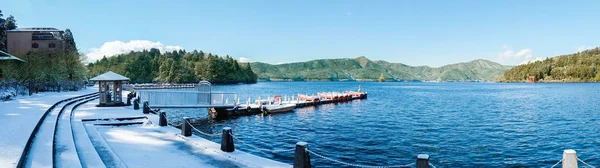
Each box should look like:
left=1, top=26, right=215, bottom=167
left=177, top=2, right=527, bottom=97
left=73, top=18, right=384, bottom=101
left=1, top=88, right=290, bottom=168
left=0, top=87, right=96, bottom=167
left=55, top=98, right=91, bottom=168
left=73, top=92, right=290, bottom=168
left=24, top=101, right=64, bottom=168
left=73, top=119, right=106, bottom=168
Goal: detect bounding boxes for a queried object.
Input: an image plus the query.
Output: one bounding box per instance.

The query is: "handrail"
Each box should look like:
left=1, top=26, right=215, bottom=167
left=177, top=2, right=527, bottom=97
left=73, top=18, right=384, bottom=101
left=136, top=90, right=236, bottom=94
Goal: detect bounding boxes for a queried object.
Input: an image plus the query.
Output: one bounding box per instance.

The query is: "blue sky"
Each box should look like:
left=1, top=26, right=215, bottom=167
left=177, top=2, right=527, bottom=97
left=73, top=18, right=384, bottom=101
left=2, top=0, right=599, bottom=66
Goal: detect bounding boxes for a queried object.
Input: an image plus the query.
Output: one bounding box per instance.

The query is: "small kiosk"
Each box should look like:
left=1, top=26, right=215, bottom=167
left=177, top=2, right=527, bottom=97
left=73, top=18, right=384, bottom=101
left=90, top=71, right=129, bottom=107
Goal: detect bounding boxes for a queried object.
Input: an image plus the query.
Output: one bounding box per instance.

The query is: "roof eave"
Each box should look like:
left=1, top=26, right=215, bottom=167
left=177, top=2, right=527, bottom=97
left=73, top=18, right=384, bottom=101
left=0, top=50, right=25, bottom=62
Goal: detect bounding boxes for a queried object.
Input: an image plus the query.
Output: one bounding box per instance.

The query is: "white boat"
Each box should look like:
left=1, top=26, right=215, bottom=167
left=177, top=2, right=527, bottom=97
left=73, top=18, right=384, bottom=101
left=262, top=104, right=296, bottom=114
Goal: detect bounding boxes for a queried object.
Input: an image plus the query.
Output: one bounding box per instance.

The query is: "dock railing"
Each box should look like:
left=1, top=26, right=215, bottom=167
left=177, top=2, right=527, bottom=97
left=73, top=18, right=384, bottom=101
left=125, top=83, right=198, bottom=90
left=180, top=118, right=598, bottom=168
left=137, top=90, right=237, bottom=107
left=145, top=105, right=598, bottom=168
left=175, top=117, right=435, bottom=168
left=144, top=104, right=598, bottom=168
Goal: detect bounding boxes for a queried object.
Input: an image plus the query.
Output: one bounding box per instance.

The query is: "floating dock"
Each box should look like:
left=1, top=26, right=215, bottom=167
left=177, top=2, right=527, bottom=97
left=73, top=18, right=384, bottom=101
left=134, top=82, right=368, bottom=119
left=207, top=91, right=368, bottom=119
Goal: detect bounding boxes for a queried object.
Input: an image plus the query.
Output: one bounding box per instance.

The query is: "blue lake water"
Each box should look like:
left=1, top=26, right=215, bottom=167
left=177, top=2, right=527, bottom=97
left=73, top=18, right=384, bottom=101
left=164, top=82, right=600, bottom=167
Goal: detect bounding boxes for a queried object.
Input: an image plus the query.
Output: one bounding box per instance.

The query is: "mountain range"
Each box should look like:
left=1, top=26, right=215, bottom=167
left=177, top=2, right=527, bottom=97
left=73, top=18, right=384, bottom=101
left=249, top=57, right=511, bottom=82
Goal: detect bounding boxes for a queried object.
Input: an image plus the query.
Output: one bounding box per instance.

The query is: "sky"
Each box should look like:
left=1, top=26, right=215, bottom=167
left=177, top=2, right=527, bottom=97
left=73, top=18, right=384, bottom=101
left=2, top=0, right=599, bottom=66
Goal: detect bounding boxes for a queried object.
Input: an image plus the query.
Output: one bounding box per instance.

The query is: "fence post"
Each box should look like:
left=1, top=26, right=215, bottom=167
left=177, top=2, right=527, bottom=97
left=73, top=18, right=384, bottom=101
left=143, top=101, right=149, bottom=114
left=294, top=142, right=311, bottom=168
left=562, top=149, right=578, bottom=168
left=159, top=112, right=167, bottom=126
left=220, top=127, right=234, bottom=152
left=133, top=99, right=140, bottom=110
left=416, top=154, right=429, bottom=168
left=181, top=117, right=192, bottom=136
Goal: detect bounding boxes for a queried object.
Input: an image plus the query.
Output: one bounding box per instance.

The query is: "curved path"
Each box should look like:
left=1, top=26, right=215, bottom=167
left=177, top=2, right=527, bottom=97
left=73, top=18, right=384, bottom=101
left=54, top=95, right=98, bottom=168
left=17, top=92, right=98, bottom=168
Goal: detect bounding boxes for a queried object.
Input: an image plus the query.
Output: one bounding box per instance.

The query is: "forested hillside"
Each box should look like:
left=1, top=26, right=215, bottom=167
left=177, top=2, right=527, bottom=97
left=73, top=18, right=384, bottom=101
left=87, top=49, right=257, bottom=84
left=250, top=56, right=510, bottom=82
left=501, top=48, right=600, bottom=82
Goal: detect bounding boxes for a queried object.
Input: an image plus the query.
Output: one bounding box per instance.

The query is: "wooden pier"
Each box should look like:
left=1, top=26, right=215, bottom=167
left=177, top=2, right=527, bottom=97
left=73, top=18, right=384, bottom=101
left=136, top=81, right=367, bottom=120
left=210, top=91, right=368, bottom=119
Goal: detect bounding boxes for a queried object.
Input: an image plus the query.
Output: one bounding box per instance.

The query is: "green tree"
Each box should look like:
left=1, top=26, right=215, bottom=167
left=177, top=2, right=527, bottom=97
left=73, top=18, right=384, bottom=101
left=89, top=50, right=258, bottom=84
left=0, top=10, right=7, bottom=51
left=502, top=48, right=600, bottom=82
left=5, top=15, right=17, bottom=30
left=63, top=29, right=77, bottom=52
left=62, top=51, right=87, bottom=81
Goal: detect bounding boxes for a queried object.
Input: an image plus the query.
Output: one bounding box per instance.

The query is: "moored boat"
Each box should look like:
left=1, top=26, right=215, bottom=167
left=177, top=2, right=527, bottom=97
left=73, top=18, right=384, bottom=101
left=297, top=94, right=320, bottom=102
left=261, top=103, right=296, bottom=114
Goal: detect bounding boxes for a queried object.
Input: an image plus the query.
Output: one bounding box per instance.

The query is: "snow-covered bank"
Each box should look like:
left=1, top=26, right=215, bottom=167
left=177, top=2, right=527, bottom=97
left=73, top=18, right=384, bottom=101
left=71, top=93, right=290, bottom=168
left=0, top=87, right=96, bottom=167
left=0, top=85, right=27, bottom=101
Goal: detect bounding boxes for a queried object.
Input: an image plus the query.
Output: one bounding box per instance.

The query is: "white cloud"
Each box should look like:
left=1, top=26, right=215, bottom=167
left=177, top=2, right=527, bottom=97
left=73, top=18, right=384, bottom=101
left=518, top=57, right=544, bottom=65
left=577, top=45, right=596, bottom=52
left=238, top=57, right=253, bottom=63
left=86, top=40, right=184, bottom=62
left=497, top=45, right=542, bottom=65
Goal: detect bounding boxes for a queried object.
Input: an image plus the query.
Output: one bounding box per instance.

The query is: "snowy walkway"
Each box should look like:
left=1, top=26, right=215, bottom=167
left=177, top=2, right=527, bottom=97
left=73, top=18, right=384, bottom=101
left=72, top=93, right=290, bottom=168
left=0, top=88, right=96, bottom=167
left=1, top=88, right=289, bottom=167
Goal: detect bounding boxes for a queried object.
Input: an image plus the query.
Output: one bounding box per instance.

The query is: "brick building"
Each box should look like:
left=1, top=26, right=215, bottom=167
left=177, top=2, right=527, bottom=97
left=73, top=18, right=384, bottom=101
left=6, top=27, right=65, bottom=59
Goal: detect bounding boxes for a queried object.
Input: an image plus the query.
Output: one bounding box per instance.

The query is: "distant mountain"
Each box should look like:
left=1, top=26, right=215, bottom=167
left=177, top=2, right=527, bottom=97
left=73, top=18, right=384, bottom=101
left=249, top=57, right=511, bottom=82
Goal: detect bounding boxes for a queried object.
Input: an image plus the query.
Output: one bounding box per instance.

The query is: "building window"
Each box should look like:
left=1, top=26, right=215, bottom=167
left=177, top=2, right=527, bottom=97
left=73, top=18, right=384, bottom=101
left=49, top=43, right=56, bottom=48
left=32, top=43, right=39, bottom=48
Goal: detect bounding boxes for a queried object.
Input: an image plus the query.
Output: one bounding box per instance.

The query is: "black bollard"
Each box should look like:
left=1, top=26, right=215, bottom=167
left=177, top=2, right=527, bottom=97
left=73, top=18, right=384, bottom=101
left=221, top=127, right=235, bottom=152
left=133, top=99, right=140, bottom=110
left=181, top=117, right=192, bottom=136
left=143, top=101, right=149, bottom=114
left=416, top=154, right=429, bottom=168
left=293, top=142, right=311, bottom=168
left=159, top=112, right=168, bottom=126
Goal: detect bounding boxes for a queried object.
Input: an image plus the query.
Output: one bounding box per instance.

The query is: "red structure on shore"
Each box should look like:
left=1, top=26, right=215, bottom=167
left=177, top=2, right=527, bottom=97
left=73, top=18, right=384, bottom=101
left=528, top=76, right=535, bottom=83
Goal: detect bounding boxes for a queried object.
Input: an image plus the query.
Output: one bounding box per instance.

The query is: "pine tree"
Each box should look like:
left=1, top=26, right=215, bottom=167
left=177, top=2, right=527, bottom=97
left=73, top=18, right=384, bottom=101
left=5, top=15, right=17, bottom=30
left=63, top=29, right=77, bottom=52
left=0, top=10, right=7, bottom=51
left=149, top=48, right=160, bottom=57
left=199, top=50, right=205, bottom=60
left=88, top=50, right=258, bottom=84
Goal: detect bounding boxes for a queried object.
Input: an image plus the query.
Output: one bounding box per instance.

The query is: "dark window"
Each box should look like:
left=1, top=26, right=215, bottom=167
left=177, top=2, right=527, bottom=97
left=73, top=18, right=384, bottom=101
left=32, top=32, right=59, bottom=40
left=49, top=43, right=56, bottom=48
left=32, top=43, right=39, bottom=48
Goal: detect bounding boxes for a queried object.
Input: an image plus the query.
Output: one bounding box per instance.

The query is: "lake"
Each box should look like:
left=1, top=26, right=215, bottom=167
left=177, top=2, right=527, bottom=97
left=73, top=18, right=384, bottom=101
left=163, top=82, right=600, bottom=167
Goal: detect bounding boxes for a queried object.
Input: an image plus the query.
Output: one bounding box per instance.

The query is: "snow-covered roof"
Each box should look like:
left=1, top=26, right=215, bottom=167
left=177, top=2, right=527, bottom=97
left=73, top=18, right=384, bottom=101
left=8, top=27, right=63, bottom=32
left=90, top=71, right=130, bottom=81
left=0, top=50, right=25, bottom=62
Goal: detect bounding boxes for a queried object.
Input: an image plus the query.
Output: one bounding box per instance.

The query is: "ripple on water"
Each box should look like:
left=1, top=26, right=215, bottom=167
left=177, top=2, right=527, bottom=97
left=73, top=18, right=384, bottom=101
left=163, top=82, right=600, bottom=167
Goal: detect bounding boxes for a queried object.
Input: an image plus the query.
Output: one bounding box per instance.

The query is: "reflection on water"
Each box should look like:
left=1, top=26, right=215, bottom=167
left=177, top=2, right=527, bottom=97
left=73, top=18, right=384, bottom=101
left=164, top=82, right=600, bottom=167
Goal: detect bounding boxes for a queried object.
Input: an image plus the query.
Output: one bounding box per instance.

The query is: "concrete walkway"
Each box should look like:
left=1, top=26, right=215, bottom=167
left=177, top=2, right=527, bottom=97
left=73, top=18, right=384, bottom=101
left=73, top=94, right=290, bottom=168
left=0, top=88, right=96, bottom=167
